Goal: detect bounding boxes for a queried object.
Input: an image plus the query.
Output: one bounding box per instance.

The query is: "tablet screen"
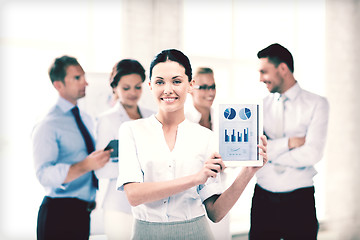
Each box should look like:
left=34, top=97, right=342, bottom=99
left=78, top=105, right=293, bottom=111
left=218, top=103, right=263, bottom=166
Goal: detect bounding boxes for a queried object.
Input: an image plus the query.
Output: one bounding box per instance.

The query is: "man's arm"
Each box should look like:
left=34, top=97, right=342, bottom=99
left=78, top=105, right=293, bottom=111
left=288, top=136, right=306, bottom=150
left=33, top=123, right=70, bottom=188
left=64, top=150, right=111, bottom=183
left=273, top=97, right=329, bottom=168
left=33, top=123, right=111, bottom=187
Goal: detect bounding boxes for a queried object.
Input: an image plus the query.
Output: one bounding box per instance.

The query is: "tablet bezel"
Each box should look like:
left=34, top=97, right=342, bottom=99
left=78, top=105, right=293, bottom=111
left=214, top=100, right=263, bottom=167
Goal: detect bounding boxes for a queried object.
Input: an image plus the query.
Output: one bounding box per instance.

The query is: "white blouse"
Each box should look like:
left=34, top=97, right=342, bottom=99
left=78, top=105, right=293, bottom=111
left=116, top=115, right=223, bottom=222
left=95, top=102, right=154, bottom=213
left=184, top=94, right=215, bottom=130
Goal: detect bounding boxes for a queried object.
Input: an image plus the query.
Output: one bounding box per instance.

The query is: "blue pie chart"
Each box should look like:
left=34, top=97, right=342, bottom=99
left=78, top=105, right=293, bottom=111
left=224, top=108, right=236, bottom=120
left=239, top=108, right=251, bottom=120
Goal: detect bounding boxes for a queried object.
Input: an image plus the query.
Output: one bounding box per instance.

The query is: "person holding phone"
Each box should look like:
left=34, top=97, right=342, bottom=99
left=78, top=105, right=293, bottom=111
left=116, top=49, right=268, bottom=239
left=33, top=55, right=111, bottom=240
left=95, top=59, right=154, bottom=240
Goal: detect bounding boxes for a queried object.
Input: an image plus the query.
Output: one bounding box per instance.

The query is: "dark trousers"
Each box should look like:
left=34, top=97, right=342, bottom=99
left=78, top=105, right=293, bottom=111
left=37, top=197, right=96, bottom=240
left=249, top=184, right=319, bottom=240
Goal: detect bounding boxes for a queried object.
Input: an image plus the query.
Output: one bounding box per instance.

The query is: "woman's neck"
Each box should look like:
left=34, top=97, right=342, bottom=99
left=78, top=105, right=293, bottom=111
left=121, top=102, right=142, bottom=120
left=155, top=109, right=185, bottom=152
left=195, top=105, right=212, bottom=130
left=156, top=109, right=185, bottom=127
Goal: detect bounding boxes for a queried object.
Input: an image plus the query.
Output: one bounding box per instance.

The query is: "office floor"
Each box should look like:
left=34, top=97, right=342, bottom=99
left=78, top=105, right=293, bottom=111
left=91, top=218, right=335, bottom=240
left=92, top=230, right=335, bottom=240
left=231, top=227, right=335, bottom=240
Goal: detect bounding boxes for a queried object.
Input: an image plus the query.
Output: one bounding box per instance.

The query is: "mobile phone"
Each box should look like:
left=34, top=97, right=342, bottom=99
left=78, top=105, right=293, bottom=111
left=104, top=139, right=119, bottom=158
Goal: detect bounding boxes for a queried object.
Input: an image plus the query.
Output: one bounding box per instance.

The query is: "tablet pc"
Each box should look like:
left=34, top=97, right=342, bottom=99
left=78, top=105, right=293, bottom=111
left=216, top=101, right=263, bottom=167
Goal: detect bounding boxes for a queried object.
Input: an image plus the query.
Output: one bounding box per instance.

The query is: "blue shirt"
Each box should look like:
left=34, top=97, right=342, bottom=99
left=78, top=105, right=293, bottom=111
left=32, top=97, right=96, bottom=202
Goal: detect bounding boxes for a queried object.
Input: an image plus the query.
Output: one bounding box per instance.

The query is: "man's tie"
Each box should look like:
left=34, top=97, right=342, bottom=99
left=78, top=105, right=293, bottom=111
left=274, top=94, right=288, bottom=139
left=71, top=106, right=98, bottom=189
left=273, top=94, right=288, bottom=174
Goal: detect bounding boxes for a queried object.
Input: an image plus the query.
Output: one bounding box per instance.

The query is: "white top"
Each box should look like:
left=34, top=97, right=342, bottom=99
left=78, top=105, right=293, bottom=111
left=116, top=115, right=223, bottom=222
left=95, top=102, right=154, bottom=213
left=184, top=95, right=215, bottom=130
left=257, top=83, right=329, bottom=192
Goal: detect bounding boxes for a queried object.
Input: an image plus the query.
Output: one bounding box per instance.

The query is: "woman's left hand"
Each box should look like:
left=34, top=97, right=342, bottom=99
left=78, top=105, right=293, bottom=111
left=245, top=135, right=268, bottom=173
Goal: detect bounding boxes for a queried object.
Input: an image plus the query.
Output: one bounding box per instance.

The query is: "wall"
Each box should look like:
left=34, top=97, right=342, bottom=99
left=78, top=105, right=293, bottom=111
left=1, top=0, right=359, bottom=239
left=324, top=0, right=360, bottom=238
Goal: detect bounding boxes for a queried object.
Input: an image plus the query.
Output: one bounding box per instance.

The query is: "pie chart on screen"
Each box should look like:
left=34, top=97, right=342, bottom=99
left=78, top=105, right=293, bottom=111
left=224, top=108, right=236, bottom=120
left=239, top=108, right=251, bottom=120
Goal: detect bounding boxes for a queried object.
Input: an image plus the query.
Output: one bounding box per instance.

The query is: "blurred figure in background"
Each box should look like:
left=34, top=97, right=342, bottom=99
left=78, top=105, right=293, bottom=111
left=95, top=59, right=154, bottom=239
left=185, top=67, right=216, bottom=130
left=33, top=55, right=111, bottom=240
left=250, top=43, right=329, bottom=239
left=186, top=67, right=231, bottom=240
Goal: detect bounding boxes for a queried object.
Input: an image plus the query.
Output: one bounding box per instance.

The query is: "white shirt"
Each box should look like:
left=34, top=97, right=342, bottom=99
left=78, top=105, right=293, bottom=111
left=95, top=102, right=154, bottom=212
left=184, top=95, right=215, bottom=130
left=257, top=82, right=329, bottom=192
left=116, top=115, right=223, bottom=222
left=185, top=97, right=231, bottom=240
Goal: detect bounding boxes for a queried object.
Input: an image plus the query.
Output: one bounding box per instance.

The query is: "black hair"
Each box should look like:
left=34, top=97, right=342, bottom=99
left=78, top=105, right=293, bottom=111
left=110, top=59, right=146, bottom=88
left=257, top=43, right=294, bottom=73
left=195, top=67, right=213, bottom=76
left=48, top=55, right=80, bottom=83
left=149, top=49, right=192, bottom=82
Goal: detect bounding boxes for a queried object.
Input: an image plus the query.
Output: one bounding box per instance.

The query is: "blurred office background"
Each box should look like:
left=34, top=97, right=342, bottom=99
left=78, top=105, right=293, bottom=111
left=1, top=0, right=359, bottom=239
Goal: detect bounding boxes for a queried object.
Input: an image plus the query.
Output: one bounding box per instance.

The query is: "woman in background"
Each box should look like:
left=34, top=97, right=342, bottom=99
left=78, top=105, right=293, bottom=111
left=116, top=49, right=267, bottom=240
left=95, top=59, right=154, bottom=239
left=185, top=67, right=216, bottom=130
left=186, top=67, right=231, bottom=239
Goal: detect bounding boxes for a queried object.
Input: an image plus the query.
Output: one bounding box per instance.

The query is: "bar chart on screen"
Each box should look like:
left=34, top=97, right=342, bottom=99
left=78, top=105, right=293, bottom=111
left=218, top=103, right=262, bottom=165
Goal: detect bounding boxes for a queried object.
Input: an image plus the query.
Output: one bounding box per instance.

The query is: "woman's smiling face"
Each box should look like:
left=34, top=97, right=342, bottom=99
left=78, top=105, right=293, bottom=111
left=149, top=60, right=193, bottom=114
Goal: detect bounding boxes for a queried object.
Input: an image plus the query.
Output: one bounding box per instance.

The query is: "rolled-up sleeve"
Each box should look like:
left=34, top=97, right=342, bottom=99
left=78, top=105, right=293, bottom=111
left=32, top=123, right=70, bottom=188
left=198, top=176, right=223, bottom=202
left=116, top=122, right=144, bottom=191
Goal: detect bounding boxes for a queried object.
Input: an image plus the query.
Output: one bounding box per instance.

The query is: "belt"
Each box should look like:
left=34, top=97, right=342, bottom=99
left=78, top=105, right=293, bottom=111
left=255, top=184, right=315, bottom=202
left=42, top=196, right=96, bottom=212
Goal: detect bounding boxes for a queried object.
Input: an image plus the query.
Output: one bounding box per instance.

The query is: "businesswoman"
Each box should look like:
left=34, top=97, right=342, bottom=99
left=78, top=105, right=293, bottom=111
left=185, top=67, right=216, bottom=130
left=95, top=59, right=154, bottom=240
left=116, top=49, right=267, bottom=239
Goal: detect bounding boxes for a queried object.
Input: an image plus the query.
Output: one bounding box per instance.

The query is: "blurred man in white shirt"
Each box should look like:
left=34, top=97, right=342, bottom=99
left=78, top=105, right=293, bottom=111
left=249, top=43, right=329, bottom=240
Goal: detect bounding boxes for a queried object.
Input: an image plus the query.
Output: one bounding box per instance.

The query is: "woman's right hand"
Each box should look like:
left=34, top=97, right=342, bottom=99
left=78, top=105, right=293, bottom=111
left=194, top=152, right=226, bottom=185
